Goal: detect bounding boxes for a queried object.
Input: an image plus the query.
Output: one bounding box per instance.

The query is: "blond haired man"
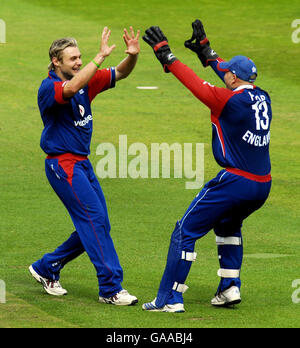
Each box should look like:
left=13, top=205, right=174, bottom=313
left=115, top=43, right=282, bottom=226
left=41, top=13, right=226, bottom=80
left=29, top=27, right=140, bottom=306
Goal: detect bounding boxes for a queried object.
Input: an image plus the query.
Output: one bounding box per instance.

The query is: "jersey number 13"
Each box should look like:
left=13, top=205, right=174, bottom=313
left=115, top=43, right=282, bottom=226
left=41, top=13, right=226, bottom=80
left=249, top=92, right=270, bottom=131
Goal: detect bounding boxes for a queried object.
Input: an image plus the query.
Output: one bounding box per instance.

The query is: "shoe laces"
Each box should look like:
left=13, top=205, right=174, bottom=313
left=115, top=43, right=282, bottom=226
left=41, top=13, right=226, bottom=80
left=46, top=279, right=62, bottom=289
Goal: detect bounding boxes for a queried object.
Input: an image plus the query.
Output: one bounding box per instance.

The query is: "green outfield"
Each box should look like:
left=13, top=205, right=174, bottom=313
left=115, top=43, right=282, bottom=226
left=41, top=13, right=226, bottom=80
left=0, top=0, right=300, bottom=328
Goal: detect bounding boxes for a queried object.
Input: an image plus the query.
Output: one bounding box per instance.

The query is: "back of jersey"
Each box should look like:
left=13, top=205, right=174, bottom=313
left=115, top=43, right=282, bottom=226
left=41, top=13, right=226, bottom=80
left=212, top=86, right=272, bottom=176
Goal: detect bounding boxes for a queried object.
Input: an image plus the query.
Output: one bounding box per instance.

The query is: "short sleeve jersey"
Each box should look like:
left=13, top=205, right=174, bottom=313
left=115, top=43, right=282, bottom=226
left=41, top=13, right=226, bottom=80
left=38, top=68, right=116, bottom=155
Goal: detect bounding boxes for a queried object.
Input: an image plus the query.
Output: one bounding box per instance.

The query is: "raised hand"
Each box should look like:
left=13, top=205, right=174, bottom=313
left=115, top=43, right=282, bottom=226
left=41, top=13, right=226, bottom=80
left=99, top=26, right=116, bottom=58
left=143, top=26, right=177, bottom=72
left=184, top=19, right=219, bottom=67
left=123, top=26, right=140, bottom=55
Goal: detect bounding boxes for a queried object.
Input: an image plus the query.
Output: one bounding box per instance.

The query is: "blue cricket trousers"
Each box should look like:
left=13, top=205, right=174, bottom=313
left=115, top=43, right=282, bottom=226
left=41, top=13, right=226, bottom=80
left=155, top=168, right=272, bottom=307
left=32, top=153, right=123, bottom=298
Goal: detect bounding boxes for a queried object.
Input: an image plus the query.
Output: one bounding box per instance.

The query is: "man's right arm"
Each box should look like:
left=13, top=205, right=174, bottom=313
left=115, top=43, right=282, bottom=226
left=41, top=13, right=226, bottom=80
left=62, top=54, right=105, bottom=99
left=142, top=26, right=232, bottom=114
left=62, top=27, right=116, bottom=100
left=168, top=60, right=232, bottom=115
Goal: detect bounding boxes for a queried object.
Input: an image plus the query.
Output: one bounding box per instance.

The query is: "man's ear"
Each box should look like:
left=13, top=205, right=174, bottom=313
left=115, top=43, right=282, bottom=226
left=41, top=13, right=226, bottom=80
left=52, top=57, right=60, bottom=68
left=232, top=74, right=238, bottom=83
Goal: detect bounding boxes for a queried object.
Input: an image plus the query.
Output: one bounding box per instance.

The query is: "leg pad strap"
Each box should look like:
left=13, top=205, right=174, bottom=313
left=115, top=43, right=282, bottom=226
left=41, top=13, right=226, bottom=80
left=181, top=251, right=197, bottom=262
left=216, top=236, right=242, bottom=246
left=172, top=282, right=189, bottom=293
left=217, top=268, right=240, bottom=278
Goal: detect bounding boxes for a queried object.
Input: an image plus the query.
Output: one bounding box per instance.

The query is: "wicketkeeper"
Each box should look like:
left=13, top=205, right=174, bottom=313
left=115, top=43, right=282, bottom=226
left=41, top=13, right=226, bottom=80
left=142, top=20, right=272, bottom=312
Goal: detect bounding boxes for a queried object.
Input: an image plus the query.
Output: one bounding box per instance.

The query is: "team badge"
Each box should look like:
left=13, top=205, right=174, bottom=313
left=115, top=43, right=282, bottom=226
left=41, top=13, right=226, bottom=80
left=79, top=104, right=85, bottom=117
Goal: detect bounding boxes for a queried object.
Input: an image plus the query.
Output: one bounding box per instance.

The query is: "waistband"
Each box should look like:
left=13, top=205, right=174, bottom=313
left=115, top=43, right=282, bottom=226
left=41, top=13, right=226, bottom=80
left=46, top=153, right=88, bottom=162
left=226, top=167, right=272, bottom=183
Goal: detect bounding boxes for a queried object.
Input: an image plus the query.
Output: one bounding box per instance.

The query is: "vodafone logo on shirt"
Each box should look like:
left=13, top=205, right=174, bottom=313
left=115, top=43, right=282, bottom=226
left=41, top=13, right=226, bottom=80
left=74, top=104, right=93, bottom=127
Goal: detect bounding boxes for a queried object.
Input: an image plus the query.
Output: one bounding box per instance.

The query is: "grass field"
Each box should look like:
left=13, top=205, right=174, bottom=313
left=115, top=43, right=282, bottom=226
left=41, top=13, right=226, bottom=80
left=0, top=0, right=300, bottom=329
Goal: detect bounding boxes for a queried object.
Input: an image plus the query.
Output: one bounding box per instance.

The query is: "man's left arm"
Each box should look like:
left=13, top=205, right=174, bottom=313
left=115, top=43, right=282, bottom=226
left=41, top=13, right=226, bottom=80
left=209, top=58, right=227, bottom=82
left=184, top=19, right=226, bottom=83
left=87, top=27, right=140, bottom=101
left=115, top=27, right=140, bottom=81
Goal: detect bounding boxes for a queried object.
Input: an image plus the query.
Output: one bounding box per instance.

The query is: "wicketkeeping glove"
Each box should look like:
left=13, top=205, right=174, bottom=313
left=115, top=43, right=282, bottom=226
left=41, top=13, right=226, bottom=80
left=143, top=26, right=177, bottom=72
left=184, top=19, right=219, bottom=67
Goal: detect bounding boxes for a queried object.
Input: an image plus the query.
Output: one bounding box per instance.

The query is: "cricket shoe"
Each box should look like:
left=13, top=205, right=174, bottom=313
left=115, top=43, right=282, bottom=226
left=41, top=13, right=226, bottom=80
left=28, top=265, right=68, bottom=296
left=99, top=289, right=138, bottom=306
left=142, top=298, right=185, bottom=313
left=211, top=286, right=241, bottom=307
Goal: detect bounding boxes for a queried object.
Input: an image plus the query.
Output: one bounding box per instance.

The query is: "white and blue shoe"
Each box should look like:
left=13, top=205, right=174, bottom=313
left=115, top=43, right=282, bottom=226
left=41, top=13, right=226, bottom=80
left=142, top=298, right=185, bottom=313
left=29, top=265, right=68, bottom=296
left=99, top=289, right=138, bottom=306
left=211, top=286, right=241, bottom=307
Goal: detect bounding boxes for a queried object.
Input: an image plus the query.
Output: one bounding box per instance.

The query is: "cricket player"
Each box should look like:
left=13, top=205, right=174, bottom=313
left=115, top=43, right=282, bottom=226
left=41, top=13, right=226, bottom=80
left=29, top=27, right=140, bottom=306
left=142, top=20, right=272, bottom=312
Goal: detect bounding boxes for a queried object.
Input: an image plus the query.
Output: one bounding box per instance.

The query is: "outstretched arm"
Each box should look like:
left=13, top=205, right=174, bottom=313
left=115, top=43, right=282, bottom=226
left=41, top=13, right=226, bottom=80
left=115, top=26, right=140, bottom=81
left=209, top=58, right=227, bottom=82
left=184, top=19, right=226, bottom=83
left=168, top=60, right=232, bottom=114
left=63, top=27, right=116, bottom=99
left=143, top=26, right=232, bottom=115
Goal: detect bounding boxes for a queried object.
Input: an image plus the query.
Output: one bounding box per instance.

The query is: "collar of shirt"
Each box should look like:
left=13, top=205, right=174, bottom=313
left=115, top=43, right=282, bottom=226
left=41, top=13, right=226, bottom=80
left=48, top=70, right=62, bottom=81
left=233, top=84, right=254, bottom=92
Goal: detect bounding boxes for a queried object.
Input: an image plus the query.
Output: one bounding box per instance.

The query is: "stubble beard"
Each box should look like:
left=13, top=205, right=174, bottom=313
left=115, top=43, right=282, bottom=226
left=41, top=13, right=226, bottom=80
left=61, top=69, right=74, bottom=81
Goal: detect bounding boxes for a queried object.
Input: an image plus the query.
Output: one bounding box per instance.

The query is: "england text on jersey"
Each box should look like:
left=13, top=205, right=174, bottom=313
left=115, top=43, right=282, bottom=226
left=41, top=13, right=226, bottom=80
left=242, top=130, right=270, bottom=147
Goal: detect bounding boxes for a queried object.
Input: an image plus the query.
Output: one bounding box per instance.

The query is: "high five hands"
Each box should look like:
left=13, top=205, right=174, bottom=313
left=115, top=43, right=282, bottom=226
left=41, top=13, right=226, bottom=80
left=99, top=26, right=140, bottom=58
